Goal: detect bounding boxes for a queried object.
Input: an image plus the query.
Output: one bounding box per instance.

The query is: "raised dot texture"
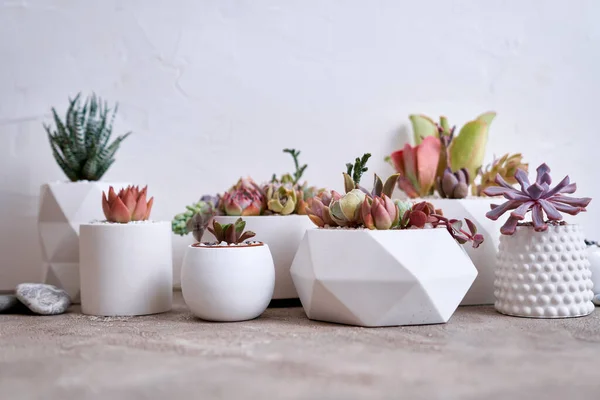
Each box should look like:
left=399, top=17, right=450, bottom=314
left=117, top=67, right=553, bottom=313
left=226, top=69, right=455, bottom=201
left=494, top=225, right=594, bottom=318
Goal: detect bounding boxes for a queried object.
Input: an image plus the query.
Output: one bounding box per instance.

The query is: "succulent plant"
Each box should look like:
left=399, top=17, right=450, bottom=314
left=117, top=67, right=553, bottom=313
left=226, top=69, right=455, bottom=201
left=436, top=168, right=470, bottom=199
left=329, top=189, right=366, bottom=227
left=388, top=137, right=441, bottom=198
left=102, top=185, right=154, bottom=223
left=219, top=177, right=266, bottom=216
left=400, top=201, right=483, bottom=247
left=171, top=199, right=216, bottom=238
left=208, top=218, right=256, bottom=245
left=483, top=163, right=592, bottom=235
left=45, top=93, right=131, bottom=182
left=305, top=191, right=339, bottom=228
left=265, top=183, right=298, bottom=215
left=409, top=111, right=496, bottom=181
left=473, top=153, right=528, bottom=196
left=361, top=194, right=399, bottom=230
left=344, top=153, right=399, bottom=197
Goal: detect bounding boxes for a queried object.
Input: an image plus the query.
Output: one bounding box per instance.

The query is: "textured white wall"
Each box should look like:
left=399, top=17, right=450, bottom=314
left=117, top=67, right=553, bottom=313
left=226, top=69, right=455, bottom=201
left=1, top=0, right=599, bottom=290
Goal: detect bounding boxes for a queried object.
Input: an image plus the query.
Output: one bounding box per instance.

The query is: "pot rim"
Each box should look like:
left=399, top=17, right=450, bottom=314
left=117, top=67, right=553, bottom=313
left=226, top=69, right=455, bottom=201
left=212, top=214, right=309, bottom=219
left=187, top=242, right=267, bottom=250
left=81, top=220, right=170, bottom=227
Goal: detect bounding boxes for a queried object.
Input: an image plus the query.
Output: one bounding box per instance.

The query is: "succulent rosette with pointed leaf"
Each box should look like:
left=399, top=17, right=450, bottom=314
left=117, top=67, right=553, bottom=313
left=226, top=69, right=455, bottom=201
left=207, top=218, right=256, bottom=245
left=304, top=153, right=485, bottom=248
left=220, top=177, right=266, bottom=216
left=483, top=163, right=592, bottom=235
left=265, top=183, right=298, bottom=215
left=102, top=185, right=154, bottom=223
left=473, top=153, right=528, bottom=196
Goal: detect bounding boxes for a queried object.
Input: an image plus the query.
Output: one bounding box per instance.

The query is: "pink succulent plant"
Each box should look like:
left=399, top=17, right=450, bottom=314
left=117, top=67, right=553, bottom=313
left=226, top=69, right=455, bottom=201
left=389, top=136, right=441, bottom=198
left=361, top=194, right=399, bottom=230
left=483, top=163, right=592, bottom=235
left=102, top=185, right=154, bottom=223
left=219, top=177, right=266, bottom=216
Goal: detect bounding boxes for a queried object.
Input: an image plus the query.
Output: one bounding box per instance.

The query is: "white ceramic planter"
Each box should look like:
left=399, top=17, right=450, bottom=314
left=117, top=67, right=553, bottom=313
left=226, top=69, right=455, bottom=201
left=201, top=215, right=313, bottom=300
left=181, top=243, right=275, bottom=321
left=495, top=224, right=595, bottom=318
left=290, top=228, right=477, bottom=327
left=586, top=245, right=600, bottom=297
left=38, top=181, right=129, bottom=303
left=425, top=198, right=507, bottom=305
left=79, top=221, right=173, bottom=316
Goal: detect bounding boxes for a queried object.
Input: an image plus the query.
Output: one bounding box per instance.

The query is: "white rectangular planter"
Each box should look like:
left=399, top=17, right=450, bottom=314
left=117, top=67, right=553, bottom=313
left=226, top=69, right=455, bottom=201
left=290, top=228, right=477, bottom=327
left=79, top=221, right=173, bottom=316
left=38, top=181, right=129, bottom=303
left=201, top=215, right=314, bottom=300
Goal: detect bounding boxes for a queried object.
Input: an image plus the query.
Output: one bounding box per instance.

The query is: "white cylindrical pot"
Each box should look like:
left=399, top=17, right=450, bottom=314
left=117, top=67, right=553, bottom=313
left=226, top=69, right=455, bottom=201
left=38, top=181, right=129, bottom=303
left=586, top=245, right=600, bottom=296
left=291, top=228, right=478, bottom=327
left=181, top=243, right=275, bottom=321
left=79, top=221, right=173, bottom=316
left=495, top=224, right=595, bottom=318
left=201, top=215, right=313, bottom=300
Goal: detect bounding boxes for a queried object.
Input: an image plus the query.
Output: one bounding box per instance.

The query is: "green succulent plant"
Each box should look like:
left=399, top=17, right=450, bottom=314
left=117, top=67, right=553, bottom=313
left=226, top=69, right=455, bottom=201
left=44, top=92, right=131, bottom=181
left=208, top=218, right=256, bottom=245
left=172, top=200, right=216, bottom=240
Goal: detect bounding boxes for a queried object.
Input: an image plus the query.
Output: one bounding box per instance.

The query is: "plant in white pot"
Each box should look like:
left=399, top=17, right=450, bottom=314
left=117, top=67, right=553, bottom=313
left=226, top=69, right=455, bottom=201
left=79, top=186, right=172, bottom=316
left=172, top=149, right=322, bottom=301
left=386, top=112, right=529, bottom=305
left=39, top=93, right=130, bottom=302
left=181, top=216, right=275, bottom=322
left=290, top=154, right=484, bottom=327
left=483, top=163, right=594, bottom=318
left=584, top=240, right=600, bottom=305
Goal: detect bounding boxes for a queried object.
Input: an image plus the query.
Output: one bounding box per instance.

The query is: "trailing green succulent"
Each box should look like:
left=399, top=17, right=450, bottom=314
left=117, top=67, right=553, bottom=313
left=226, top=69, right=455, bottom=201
left=44, top=93, right=131, bottom=181
left=172, top=199, right=217, bottom=241
left=208, top=218, right=256, bottom=245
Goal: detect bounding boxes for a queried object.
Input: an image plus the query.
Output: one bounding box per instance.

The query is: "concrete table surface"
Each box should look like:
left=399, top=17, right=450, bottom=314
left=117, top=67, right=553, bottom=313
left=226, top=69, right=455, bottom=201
left=0, top=292, right=599, bottom=400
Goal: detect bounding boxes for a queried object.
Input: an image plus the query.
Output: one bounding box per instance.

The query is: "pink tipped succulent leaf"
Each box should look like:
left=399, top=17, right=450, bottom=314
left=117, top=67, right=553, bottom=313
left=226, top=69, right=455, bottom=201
left=389, top=136, right=441, bottom=198
left=102, top=185, right=154, bottom=223
left=361, top=194, right=399, bottom=230
left=483, top=163, right=592, bottom=235
left=207, top=217, right=256, bottom=245
left=305, top=191, right=339, bottom=228
left=220, top=177, right=266, bottom=216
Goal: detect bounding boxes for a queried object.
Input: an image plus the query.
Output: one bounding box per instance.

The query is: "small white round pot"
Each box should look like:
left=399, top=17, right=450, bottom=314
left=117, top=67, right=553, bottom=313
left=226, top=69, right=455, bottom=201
left=495, top=224, right=595, bottom=318
left=38, top=181, right=130, bottom=303
left=79, top=221, right=173, bottom=316
left=181, top=242, right=275, bottom=321
left=201, top=215, right=313, bottom=300
left=586, top=245, right=600, bottom=296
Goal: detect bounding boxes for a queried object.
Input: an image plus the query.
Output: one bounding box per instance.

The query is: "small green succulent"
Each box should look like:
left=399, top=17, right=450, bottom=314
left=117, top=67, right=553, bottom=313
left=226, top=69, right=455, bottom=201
left=44, top=92, right=131, bottom=181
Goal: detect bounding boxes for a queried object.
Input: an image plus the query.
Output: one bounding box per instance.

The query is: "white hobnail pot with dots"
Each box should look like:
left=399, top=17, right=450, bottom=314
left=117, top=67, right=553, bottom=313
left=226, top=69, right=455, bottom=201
left=494, top=224, right=595, bottom=318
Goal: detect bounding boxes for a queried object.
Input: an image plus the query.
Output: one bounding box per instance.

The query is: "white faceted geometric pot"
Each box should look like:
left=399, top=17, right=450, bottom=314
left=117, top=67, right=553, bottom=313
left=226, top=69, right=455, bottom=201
left=426, top=198, right=506, bottom=305
left=181, top=243, right=275, bottom=321
left=37, top=181, right=129, bottom=303
left=495, top=224, right=595, bottom=318
left=290, top=228, right=478, bottom=327
left=202, top=215, right=314, bottom=300
left=79, top=221, right=173, bottom=316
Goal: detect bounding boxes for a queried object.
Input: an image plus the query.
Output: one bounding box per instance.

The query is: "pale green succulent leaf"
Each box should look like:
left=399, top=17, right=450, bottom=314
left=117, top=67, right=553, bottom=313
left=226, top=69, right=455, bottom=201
left=409, top=114, right=438, bottom=145
left=476, top=111, right=496, bottom=126
left=449, top=120, right=489, bottom=181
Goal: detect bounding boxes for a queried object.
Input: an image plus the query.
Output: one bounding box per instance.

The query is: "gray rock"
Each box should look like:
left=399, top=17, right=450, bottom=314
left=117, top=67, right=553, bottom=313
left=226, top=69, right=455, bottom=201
left=15, top=283, right=71, bottom=315
left=0, top=294, right=19, bottom=313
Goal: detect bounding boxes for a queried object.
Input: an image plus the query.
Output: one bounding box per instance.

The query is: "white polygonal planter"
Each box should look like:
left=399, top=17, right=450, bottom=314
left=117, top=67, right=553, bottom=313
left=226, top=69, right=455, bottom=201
left=202, top=215, right=314, bottom=300
left=495, top=224, right=595, bottom=318
left=37, top=181, right=129, bottom=303
left=79, top=221, right=173, bottom=316
left=290, top=228, right=478, bottom=327
left=181, top=243, right=275, bottom=321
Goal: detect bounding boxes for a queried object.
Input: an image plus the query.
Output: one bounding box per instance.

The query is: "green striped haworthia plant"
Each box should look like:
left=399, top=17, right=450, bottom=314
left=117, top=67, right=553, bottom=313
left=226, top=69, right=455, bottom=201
left=44, top=93, right=131, bottom=181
